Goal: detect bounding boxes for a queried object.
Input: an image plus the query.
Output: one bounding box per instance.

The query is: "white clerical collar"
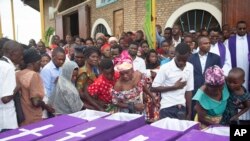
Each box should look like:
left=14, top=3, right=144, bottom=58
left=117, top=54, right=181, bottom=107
left=237, top=34, right=247, bottom=40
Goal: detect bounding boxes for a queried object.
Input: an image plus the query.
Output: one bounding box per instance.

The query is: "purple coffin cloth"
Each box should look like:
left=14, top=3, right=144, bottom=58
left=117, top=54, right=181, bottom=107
left=0, top=115, right=87, bottom=141
left=38, top=118, right=126, bottom=141
left=103, top=113, right=146, bottom=137
left=112, top=125, right=181, bottom=141
left=68, top=109, right=111, bottom=121
left=176, top=129, right=229, bottom=141
left=38, top=113, right=145, bottom=141
left=151, top=117, right=200, bottom=135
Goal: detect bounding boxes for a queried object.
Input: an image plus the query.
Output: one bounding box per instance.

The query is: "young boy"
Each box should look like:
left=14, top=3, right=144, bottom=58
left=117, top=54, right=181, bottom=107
left=158, top=39, right=171, bottom=66
left=87, top=58, right=119, bottom=111
left=221, top=68, right=250, bottom=125
left=110, top=44, right=122, bottom=60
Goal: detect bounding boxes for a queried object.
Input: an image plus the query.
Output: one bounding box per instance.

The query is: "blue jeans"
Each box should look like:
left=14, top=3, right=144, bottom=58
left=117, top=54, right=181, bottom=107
left=160, top=105, right=186, bottom=120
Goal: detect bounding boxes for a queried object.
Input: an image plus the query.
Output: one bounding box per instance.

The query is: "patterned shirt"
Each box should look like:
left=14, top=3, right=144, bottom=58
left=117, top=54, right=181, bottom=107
left=111, top=73, right=147, bottom=113
left=76, top=65, right=97, bottom=93
left=221, top=87, right=250, bottom=125
left=88, top=72, right=120, bottom=103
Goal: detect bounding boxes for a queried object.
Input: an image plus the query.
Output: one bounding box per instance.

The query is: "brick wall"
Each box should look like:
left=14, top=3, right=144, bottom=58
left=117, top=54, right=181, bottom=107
left=88, top=0, right=221, bottom=35
left=86, top=0, right=138, bottom=35
left=44, top=0, right=222, bottom=37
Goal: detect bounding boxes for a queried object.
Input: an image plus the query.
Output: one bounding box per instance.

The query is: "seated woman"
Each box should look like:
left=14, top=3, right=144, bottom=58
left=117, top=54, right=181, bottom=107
left=193, top=65, right=229, bottom=128
left=111, top=51, right=155, bottom=114
left=49, top=61, right=85, bottom=115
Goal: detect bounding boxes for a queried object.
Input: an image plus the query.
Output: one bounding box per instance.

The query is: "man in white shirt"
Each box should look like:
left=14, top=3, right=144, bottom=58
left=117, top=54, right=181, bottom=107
left=225, top=21, right=250, bottom=120
left=152, top=43, right=193, bottom=120
left=127, top=41, right=146, bottom=74
left=0, top=40, right=23, bottom=132
left=209, top=28, right=232, bottom=76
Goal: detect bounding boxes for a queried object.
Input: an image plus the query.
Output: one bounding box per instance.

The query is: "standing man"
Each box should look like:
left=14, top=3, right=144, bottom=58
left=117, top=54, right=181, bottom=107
left=156, top=27, right=172, bottom=48
left=189, top=36, right=221, bottom=119
left=225, top=21, right=250, bottom=120
left=128, top=42, right=146, bottom=74
left=209, top=28, right=232, bottom=76
left=172, top=24, right=183, bottom=47
left=0, top=40, right=23, bottom=132
left=152, top=43, right=194, bottom=120
left=40, top=47, right=66, bottom=97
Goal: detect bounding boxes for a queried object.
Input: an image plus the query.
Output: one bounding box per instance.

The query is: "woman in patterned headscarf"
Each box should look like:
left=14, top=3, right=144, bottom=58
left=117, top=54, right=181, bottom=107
left=192, top=65, right=229, bottom=128
left=111, top=50, right=156, bottom=114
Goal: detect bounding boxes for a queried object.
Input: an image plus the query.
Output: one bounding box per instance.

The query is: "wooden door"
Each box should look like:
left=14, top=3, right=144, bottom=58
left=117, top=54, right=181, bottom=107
left=223, top=0, right=250, bottom=30
left=113, top=9, right=124, bottom=38
left=63, top=15, right=71, bottom=37
left=78, top=5, right=90, bottom=38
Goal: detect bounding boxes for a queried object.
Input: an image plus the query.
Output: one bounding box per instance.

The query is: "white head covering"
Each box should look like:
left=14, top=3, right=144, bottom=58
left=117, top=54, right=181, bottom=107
left=95, top=32, right=105, bottom=40
left=108, top=37, right=118, bottom=43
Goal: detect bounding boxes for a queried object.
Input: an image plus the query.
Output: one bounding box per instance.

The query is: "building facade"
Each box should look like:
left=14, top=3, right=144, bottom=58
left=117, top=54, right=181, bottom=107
left=29, top=0, right=249, bottom=40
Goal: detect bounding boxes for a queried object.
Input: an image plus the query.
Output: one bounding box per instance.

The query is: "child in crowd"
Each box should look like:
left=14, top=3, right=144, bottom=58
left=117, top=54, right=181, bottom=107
left=158, top=40, right=171, bottom=65
left=40, top=54, right=51, bottom=68
left=167, top=46, right=175, bottom=60
left=146, top=49, right=160, bottom=71
left=221, top=68, right=250, bottom=125
left=157, top=40, right=171, bottom=60
left=101, top=44, right=111, bottom=59
left=85, top=38, right=94, bottom=47
left=110, top=44, right=122, bottom=61
left=139, top=40, right=150, bottom=59
left=145, top=49, right=161, bottom=123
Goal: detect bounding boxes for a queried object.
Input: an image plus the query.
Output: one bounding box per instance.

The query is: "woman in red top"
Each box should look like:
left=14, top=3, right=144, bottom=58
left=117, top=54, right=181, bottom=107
left=88, top=59, right=119, bottom=111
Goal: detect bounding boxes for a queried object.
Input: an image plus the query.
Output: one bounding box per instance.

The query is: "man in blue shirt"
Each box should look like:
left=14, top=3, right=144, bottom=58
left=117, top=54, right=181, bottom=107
left=40, top=47, right=66, bottom=97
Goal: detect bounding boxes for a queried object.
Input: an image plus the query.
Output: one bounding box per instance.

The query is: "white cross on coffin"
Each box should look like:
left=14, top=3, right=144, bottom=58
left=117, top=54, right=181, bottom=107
left=129, top=135, right=149, bottom=141
left=0, top=124, right=54, bottom=141
left=56, top=127, right=96, bottom=141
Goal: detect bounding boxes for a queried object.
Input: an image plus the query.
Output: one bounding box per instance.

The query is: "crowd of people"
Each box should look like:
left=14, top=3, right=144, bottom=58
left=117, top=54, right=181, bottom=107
left=1, top=20, right=250, bottom=132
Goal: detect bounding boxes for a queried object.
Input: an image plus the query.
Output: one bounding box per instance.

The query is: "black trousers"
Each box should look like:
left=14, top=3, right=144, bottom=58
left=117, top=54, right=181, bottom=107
left=160, top=105, right=186, bottom=120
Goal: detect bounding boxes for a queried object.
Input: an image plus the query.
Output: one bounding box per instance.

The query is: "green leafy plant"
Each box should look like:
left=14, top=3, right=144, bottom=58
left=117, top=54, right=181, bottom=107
left=44, top=27, right=55, bottom=47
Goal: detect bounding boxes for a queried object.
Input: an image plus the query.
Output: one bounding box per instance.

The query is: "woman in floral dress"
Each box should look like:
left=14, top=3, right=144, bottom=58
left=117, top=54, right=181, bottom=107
left=111, top=51, right=155, bottom=114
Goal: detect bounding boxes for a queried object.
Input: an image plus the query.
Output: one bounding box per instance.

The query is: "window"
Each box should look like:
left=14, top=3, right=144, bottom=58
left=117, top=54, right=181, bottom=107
left=94, top=24, right=108, bottom=37
left=174, top=10, right=220, bottom=32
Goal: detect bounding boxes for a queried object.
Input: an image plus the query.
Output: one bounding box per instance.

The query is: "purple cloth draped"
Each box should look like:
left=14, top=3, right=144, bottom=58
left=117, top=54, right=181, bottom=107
left=228, top=35, right=250, bottom=67
left=218, top=41, right=226, bottom=66
left=228, top=34, right=250, bottom=90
